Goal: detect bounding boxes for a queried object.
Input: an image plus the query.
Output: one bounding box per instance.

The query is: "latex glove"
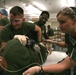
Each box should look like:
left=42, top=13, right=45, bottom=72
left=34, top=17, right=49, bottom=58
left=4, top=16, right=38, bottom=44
left=22, top=66, right=41, bottom=75
left=14, top=35, right=28, bottom=46
left=39, top=42, right=45, bottom=47
left=33, top=44, right=40, bottom=53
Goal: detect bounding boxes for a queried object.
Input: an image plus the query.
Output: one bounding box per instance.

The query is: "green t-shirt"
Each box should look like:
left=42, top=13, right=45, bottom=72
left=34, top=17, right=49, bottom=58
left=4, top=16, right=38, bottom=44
left=0, top=17, right=10, bottom=26
left=0, top=22, right=35, bottom=43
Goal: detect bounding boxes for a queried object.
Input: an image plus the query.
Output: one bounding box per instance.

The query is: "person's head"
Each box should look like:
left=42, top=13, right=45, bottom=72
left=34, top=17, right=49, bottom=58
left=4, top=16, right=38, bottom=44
left=39, top=11, right=50, bottom=25
left=0, top=8, right=8, bottom=19
left=9, top=6, right=25, bottom=30
left=47, top=25, right=51, bottom=29
left=56, top=7, right=76, bottom=35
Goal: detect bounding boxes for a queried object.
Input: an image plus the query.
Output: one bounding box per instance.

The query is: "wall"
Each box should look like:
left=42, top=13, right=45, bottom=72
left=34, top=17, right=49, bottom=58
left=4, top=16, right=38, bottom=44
left=46, top=20, right=59, bottom=29
left=51, top=21, right=59, bottom=29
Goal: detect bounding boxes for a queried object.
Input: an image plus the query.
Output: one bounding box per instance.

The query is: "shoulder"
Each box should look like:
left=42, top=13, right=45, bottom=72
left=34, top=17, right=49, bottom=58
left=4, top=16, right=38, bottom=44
left=20, top=22, right=35, bottom=32
left=0, top=18, right=9, bottom=26
left=23, top=22, right=35, bottom=26
left=1, top=24, right=11, bottom=32
left=34, top=21, right=39, bottom=25
left=22, top=22, right=35, bottom=29
left=65, top=34, right=69, bottom=38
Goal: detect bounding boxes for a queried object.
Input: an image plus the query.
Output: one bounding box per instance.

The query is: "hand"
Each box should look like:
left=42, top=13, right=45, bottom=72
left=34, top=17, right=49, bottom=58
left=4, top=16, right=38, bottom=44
left=22, top=66, right=41, bottom=75
left=14, top=35, right=28, bottom=46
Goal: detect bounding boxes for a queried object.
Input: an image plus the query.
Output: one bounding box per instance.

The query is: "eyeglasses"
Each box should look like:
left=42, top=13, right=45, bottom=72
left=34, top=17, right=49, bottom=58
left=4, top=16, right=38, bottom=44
left=58, top=7, right=76, bottom=18
left=10, top=19, right=22, bottom=23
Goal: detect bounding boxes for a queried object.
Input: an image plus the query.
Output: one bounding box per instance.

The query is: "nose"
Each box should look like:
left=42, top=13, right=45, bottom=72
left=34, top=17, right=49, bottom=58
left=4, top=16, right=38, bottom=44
left=43, top=18, right=47, bottom=21
left=11, top=21, right=17, bottom=25
left=42, top=19, right=47, bottom=24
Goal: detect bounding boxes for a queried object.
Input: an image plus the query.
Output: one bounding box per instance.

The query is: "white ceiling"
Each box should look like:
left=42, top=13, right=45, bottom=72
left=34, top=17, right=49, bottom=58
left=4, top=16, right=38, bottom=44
left=0, top=0, right=76, bottom=12
left=0, top=0, right=76, bottom=21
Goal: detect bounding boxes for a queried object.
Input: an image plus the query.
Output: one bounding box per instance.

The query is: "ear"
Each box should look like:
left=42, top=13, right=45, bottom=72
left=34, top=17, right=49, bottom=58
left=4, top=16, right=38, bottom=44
left=73, top=18, right=76, bottom=22
left=72, top=18, right=76, bottom=25
left=23, top=18, right=25, bottom=22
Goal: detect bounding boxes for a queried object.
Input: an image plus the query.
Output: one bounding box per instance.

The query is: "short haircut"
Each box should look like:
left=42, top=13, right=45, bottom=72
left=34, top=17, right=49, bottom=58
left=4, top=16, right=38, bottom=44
left=70, top=7, right=76, bottom=13
left=10, top=6, right=24, bottom=16
left=47, top=25, right=50, bottom=28
left=40, top=11, right=50, bottom=18
left=57, top=7, right=76, bottom=19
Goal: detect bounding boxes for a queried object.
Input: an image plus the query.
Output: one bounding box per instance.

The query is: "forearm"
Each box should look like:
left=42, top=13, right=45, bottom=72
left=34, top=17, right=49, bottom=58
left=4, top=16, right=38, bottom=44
left=44, top=40, right=67, bottom=47
left=37, top=30, right=42, bottom=42
left=34, top=64, right=68, bottom=74
left=0, top=26, right=3, bottom=31
left=0, top=42, right=6, bottom=48
left=42, top=56, right=71, bottom=73
left=35, top=25, right=42, bottom=42
left=54, top=41, right=67, bottom=47
left=42, top=64, right=67, bottom=73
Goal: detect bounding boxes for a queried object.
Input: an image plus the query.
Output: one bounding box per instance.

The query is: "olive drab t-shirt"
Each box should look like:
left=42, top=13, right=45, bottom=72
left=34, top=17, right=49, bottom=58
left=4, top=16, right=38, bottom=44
left=65, top=34, right=76, bottom=61
left=0, top=17, right=10, bottom=26
left=0, top=22, right=35, bottom=43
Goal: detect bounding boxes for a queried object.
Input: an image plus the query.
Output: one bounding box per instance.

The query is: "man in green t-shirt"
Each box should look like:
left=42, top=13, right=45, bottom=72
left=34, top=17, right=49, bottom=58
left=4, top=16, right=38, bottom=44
left=0, top=6, right=42, bottom=48
left=0, top=35, right=47, bottom=75
left=31, top=11, right=50, bottom=42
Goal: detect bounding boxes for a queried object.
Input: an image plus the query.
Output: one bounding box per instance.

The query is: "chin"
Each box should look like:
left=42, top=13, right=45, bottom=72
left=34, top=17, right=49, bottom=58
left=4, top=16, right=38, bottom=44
left=61, top=30, right=66, bottom=33
left=13, top=28, right=19, bottom=30
left=13, top=26, right=20, bottom=30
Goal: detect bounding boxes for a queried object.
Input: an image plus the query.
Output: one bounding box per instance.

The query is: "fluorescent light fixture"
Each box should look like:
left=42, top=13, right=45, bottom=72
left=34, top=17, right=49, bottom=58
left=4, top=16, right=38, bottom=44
left=25, top=4, right=41, bottom=16
left=60, top=0, right=67, bottom=7
left=67, top=0, right=75, bottom=7
left=61, top=0, right=75, bottom=7
left=32, top=1, right=46, bottom=10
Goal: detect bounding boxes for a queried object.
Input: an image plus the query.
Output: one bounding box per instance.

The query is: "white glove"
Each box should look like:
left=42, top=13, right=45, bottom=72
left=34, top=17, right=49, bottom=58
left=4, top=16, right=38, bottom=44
left=22, top=66, right=41, bottom=75
left=39, top=43, right=45, bottom=47
left=33, top=44, right=40, bottom=53
left=14, top=35, right=28, bottom=46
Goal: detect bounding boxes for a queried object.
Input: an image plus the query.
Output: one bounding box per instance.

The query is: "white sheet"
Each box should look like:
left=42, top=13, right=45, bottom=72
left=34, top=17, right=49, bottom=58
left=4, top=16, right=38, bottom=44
left=43, top=51, right=68, bottom=65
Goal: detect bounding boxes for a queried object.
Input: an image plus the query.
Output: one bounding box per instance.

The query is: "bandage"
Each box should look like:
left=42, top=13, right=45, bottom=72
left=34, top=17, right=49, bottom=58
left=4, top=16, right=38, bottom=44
left=33, top=44, right=40, bottom=53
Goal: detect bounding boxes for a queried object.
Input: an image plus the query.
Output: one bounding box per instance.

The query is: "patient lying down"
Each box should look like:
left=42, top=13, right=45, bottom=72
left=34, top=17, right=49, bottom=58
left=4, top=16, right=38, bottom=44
left=0, top=35, right=47, bottom=75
